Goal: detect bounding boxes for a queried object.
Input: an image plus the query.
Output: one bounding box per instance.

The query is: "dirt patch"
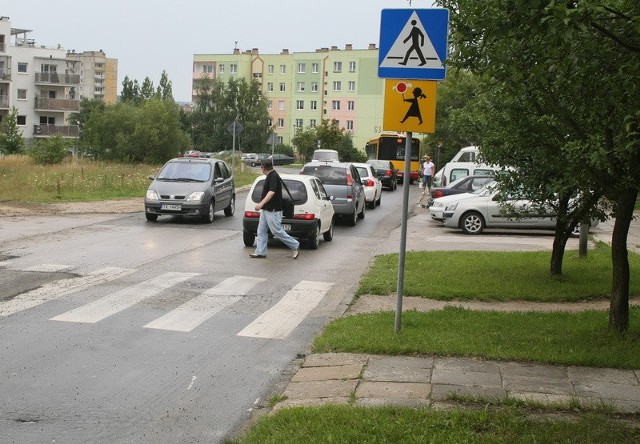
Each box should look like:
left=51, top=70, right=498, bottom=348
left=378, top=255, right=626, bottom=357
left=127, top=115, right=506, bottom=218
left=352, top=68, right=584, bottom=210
left=0, top=199, right=143, bottom=217
left=346, top=294, right=639, bottom=315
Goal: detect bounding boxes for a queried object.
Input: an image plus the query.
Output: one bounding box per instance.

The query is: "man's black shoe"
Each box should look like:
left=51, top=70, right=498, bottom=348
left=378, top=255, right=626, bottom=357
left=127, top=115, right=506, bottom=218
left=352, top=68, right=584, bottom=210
left=249, top=253, right=266, bottom=258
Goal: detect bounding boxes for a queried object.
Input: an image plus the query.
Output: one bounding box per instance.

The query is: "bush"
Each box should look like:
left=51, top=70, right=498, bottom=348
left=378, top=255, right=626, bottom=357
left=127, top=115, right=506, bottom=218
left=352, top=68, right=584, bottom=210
left=28, top=135, right=69, bottom=165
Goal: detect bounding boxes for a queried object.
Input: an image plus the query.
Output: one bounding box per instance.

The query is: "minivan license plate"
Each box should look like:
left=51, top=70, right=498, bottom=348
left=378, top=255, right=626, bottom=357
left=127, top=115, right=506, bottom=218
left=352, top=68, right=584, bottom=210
left=282, top=224, right=291, bottom=231
left=161, top=204, right=181, bottom=211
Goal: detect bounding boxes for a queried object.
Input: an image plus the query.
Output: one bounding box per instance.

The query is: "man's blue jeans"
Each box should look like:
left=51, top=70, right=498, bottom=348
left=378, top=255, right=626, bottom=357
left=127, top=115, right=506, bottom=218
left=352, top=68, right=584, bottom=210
left=255, top=210, right=299, bottom=256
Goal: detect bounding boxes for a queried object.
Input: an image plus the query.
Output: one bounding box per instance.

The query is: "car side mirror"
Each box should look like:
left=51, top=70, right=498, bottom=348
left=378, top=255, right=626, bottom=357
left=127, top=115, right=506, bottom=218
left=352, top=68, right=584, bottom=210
left=148, top=175, right=155, bottom=180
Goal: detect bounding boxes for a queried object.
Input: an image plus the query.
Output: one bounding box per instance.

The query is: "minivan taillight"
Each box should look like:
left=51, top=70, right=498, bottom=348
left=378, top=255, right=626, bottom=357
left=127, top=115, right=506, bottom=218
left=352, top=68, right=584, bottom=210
left=385, top=170, right=392, bottom=177
left=346, top=173, right=353, bottom=186
left=244, top=211, right=260, bottom=218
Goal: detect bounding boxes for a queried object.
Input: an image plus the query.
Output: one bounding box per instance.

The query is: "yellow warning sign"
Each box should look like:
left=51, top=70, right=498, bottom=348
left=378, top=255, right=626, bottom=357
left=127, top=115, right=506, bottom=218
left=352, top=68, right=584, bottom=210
left=383, top=79, right=437, bottom=133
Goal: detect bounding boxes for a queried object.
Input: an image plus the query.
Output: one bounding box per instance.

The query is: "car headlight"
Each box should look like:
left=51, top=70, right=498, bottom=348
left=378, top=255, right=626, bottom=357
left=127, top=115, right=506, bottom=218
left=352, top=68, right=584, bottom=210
left=445, top=202, right=459, bottom=211
left=186, top=191, right=205, bottom=202
left=146, top=190, right=159, bottom=200
left=432, top=201, right=443, bottom=208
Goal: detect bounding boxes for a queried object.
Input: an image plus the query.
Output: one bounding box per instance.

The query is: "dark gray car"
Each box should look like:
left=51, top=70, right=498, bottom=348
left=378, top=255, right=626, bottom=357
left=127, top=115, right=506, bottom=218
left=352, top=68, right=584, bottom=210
left=144, top=157, right=235, bottom=223
left=301, top=162, right=366, bottom=226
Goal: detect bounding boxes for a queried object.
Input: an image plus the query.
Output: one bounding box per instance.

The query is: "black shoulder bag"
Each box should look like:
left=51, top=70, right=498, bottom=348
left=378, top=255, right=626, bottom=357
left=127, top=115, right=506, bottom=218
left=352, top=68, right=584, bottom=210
left=280, top=178, right=295, bottom=219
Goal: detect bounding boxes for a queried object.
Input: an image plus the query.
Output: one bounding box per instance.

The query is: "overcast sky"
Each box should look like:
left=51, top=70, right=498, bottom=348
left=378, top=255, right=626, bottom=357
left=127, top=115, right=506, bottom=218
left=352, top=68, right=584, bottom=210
left=5, top=0, right=435, bottom=102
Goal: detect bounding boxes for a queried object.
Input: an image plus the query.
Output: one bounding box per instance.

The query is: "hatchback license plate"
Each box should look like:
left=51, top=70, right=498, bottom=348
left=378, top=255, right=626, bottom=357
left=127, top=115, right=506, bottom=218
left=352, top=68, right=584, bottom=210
left=282, top=224, right=291, bottom=231
left=161, top=204, right=182, bottom=211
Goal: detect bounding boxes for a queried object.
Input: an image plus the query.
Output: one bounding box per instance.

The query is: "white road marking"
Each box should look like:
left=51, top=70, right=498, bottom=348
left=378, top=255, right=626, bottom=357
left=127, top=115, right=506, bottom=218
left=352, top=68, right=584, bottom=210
left=144, top=276, right=266, bottom=332
left=0, top=267, right=135, bottom=317
left=51, top=272, right=198, bottom=324
left=22, top=264, right=75, bottom=272
left=237, top=280, right=333, bottom=339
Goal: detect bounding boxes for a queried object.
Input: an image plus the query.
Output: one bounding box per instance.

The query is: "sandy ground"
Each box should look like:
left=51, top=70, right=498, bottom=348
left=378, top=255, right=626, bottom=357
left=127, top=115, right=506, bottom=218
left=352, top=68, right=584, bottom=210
left=0, top=198, right=144, bottom=216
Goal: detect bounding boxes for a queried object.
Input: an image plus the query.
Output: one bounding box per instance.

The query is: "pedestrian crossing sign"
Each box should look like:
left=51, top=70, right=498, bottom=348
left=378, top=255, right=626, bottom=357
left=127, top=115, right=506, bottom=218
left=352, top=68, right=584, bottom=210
left=378, top=8, right=449, bottom=80
left=383, top=79, right=437, bottom=133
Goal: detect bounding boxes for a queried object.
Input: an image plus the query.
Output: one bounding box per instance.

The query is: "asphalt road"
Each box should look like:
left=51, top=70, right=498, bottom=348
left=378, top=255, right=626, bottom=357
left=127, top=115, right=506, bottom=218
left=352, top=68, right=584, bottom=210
left=0, top=185, right=412, bottom=442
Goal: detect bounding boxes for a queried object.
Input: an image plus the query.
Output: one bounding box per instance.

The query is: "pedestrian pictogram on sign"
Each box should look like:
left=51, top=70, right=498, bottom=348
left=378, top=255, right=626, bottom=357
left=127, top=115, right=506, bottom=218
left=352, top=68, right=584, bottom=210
left=383, top=79, right=437, bottom=133
left=378, top=8, right=449, bottom=80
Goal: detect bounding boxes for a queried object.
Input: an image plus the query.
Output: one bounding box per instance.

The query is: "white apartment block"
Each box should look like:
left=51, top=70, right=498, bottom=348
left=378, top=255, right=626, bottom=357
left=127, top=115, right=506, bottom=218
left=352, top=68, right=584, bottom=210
left=0, top=16, right=117, bottom=145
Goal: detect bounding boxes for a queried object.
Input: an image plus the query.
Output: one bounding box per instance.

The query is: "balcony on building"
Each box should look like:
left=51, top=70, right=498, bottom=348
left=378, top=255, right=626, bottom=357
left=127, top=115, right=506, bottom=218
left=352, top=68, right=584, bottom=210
left=33, top=124, right=80, bottom=138
left=34, top=96, right=80, bottom=111
left=34, top=72, right=81, bottom=86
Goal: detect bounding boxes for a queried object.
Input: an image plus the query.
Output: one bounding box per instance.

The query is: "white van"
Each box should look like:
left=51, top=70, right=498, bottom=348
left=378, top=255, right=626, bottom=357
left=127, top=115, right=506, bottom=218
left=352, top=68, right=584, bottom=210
left=435, top=146, right=497, bottom=187
left=311, top=149, right=340, bottom=162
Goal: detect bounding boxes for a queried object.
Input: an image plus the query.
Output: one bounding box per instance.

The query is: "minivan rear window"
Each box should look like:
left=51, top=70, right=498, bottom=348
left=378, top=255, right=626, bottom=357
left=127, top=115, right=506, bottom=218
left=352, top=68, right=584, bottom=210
left=302, top=165, right=347, bottom=185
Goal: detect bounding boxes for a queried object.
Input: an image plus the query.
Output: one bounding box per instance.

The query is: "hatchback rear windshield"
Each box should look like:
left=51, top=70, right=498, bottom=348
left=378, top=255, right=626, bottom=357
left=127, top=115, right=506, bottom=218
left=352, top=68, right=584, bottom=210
left=251, top=179, right=308, bottom=204
left=302, top=165, right=347, bottom=185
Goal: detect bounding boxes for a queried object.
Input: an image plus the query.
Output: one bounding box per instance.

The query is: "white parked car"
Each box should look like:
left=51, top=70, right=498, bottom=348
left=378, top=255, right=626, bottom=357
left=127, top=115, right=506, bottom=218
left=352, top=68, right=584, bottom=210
left=441, top=186, right=595, bottom=236
left=353, top=162, right=382, bottom=209
left=429, top=192, right=477, bottom=221
left=242, top=174, right=335, bottom=249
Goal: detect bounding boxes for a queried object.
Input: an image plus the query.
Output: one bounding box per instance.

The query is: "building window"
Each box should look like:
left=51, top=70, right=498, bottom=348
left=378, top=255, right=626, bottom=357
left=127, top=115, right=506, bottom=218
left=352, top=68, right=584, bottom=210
left=268, top=65, right=274, bottom=74
left=277, top=118, right=284, bottom=128
left=279, top=83, right=286, bottom=92
left=267, top=100, right=273, bottom=110
left=230, top=64, right=237, bottom=74
left=267, top=82, right=274, bottom=92
left=278, top=100, right=285, bottom=111
left=311, top=82, right=318, bottom=92
left=347, top=120, right=354, bottom=130
left=202, top=65, right=213, bottom=73
left=332, top=100, right=340, bottom=110
left=17, top=115, right=26, bottom=125
left=297, top=63, right=306, bottom=73
left=333, top=119, right=340, bottom=127
left=310, top=100, right=317, bottom=110
left=311, top=63, right=319, bottom=73
left=280, top=65, right=286, bottom=74
left=219, top=64, right=225, bottom=74
left=333, top=61, right=342, bottom=72
left=310, top=119, right=317, bottom=128
left=349, top=61, right=356, bottom=72
left=17, top=89, right=27, bottom=100
left=333, top=81, right=341, bottom=92
left=295, top=119, right=303, bottom=128
left=348, top=81, right=356, bottom=92
left=348, top=100, right=355, bottom=110
left=297, top=82, right=305, bottom=92
left=296, top=100, right=304, bottom=110
left=18, top=63, right=28, bottom=73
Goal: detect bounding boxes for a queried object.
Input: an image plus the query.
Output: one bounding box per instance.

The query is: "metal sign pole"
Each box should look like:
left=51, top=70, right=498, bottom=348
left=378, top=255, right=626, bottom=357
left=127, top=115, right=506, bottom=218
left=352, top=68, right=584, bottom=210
left=395, top=131, right=412, bottom=332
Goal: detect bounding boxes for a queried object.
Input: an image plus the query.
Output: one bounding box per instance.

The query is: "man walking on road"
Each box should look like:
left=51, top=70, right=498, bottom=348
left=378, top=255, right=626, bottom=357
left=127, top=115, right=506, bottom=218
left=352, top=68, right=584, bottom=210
left=250, top=159, right=300, bottom=259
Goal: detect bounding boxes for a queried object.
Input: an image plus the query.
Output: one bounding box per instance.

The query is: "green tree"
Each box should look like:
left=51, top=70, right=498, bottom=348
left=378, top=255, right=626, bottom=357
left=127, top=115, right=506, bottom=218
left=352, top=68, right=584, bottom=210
left=28, top=134, right=68, bottom=165
left=0, top=107, right=24, bottom=154
left=436, top=0, right=640, bottom=331
left=189, top=77, right=270, bottom=153
left=292, top=120, right=365, bottom=162
left=140, top=77, right=155, bottom=101
left=120, top=76, right=136, bottom=103
left=157, top=70, right=174, bottom=101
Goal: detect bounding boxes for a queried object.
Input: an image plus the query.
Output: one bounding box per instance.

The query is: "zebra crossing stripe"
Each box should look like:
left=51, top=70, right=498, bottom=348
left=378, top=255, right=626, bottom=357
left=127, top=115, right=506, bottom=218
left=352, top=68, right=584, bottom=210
left=0, top=267, right=135, bottom=317
left=144, top=276, right=266, bottom=332
left=237, top=280, right=333, bottom=339
left=51, top=272, right=198, bottom=324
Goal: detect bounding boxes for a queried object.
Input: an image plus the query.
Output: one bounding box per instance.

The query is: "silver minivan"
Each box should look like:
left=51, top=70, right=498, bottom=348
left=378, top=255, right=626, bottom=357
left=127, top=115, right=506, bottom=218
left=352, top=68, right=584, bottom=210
left=301, top=162, right=366, bottom=226
left=144, top=157, right=235, bottom=223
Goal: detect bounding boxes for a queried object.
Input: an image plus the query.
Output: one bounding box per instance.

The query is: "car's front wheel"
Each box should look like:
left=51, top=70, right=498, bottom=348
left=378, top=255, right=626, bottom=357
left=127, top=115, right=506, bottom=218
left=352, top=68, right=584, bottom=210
left=202, top=202, right=215, bottom=223
left=224, top=195, right=235, bottom=217
left=243, top=231, right=255, bottom=247
left=460, top=211, right=485, bottom=235
left=145, top=212, right=158, bottom=222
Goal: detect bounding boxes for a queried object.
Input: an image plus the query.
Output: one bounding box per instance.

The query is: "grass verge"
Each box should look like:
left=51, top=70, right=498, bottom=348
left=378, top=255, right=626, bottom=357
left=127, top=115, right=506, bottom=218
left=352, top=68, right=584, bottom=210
left=228, top=405, right=640, bottom=443
left=312, top=307, right=640, bottom=368
left=357, top=244, right=640, bottom=302
left=0, top=155, right=257, bottom=203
